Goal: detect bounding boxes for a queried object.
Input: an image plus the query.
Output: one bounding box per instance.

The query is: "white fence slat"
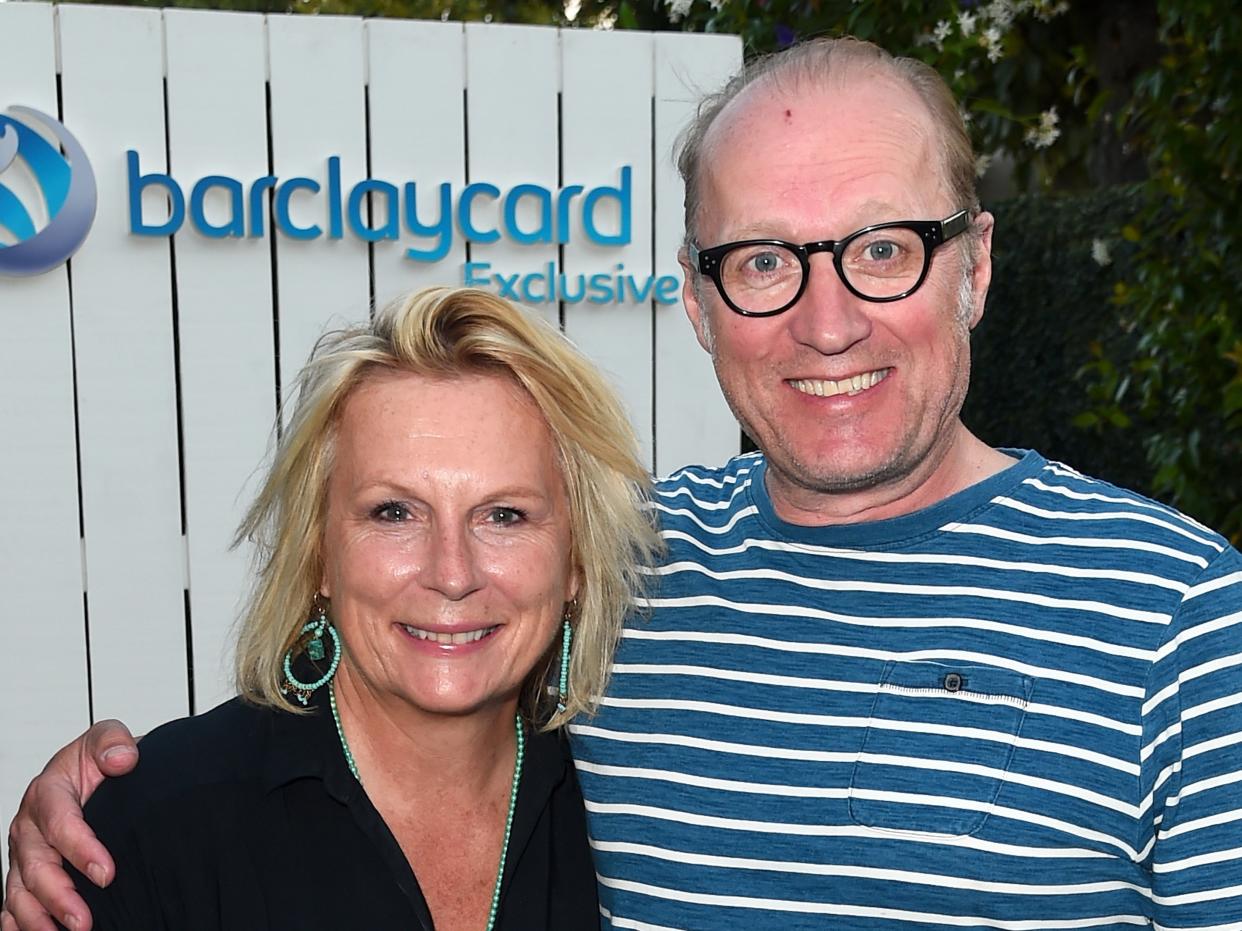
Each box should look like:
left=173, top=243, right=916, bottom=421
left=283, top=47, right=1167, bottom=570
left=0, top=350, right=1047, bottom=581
left=463, top=23, right=560, bottom=327
left=561, top=29, right=655, bottom=468
left=57, top=4, right=190, bottom=731
left=267, top=15, right=371, bottom=407
left=164, top=9, right=276, bottom=712
left=653, top=33, right=742, bottom=475
left=367, top=20, right=467, bottom=309
left=0, top=1, right=91, bottom=878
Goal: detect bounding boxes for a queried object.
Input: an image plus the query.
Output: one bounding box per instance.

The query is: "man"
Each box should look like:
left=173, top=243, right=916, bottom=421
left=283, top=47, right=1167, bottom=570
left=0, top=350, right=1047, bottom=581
left=7, top=36, right=1242, bottom=930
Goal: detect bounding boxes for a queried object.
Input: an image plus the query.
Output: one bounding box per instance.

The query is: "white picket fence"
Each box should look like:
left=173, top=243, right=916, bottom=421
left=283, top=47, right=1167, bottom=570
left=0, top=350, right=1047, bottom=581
left=0, top=3, right=740, bottom=874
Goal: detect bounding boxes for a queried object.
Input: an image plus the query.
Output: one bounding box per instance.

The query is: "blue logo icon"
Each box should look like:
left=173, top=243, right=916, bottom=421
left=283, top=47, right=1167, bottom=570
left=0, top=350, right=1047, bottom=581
left=0, top=107, right=97, bottom=277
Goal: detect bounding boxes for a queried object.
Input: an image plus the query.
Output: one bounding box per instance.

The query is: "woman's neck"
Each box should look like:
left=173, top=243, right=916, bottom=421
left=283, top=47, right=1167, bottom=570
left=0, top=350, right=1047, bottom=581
left=329, top=664, right=520, bottom=798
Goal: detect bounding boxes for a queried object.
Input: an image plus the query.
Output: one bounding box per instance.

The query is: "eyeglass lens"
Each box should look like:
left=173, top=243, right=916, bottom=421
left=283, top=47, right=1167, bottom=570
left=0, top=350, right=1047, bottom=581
left=718, top=227, right=928, bottom=313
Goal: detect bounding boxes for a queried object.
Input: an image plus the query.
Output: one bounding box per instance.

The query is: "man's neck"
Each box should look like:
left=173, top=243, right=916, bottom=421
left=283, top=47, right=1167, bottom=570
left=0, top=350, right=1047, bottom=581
left=765, top=427, right=1016, bottom=527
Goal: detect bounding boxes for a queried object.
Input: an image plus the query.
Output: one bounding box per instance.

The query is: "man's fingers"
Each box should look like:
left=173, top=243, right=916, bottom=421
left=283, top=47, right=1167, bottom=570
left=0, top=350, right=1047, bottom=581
left=2, top=887, right=80, bottom=931
left=2, top=856, right=84, bottom=931
left=39, top=807, right=110, bottom=890
left=9, top=786, right=102, bottom=931
left=80, top=721, right=138, bottom=782
left=20, top=857, right=93, bottom=931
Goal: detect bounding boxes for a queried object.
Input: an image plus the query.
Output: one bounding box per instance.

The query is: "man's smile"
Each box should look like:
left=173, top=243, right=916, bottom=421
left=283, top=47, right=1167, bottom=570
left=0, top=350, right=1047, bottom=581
left=788, top=368, right=890, bottom=398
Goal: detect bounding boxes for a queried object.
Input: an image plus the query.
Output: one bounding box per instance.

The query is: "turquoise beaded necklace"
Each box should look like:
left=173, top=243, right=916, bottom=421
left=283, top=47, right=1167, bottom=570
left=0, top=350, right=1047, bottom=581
left=329, top=686, right=524, bottom=931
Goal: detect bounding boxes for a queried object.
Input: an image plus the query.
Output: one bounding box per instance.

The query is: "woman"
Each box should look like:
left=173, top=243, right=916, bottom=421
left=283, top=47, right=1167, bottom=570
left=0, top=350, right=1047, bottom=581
left=36, top=287, right=660, bottom=931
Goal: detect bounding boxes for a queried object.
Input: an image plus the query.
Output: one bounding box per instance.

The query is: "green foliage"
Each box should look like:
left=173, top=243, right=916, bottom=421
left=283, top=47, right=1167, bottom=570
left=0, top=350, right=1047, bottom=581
left=668, top=0, right=1106, bottom=191
left=1080, top=3, right=1242, bottom=543
left=964, top=187, right=1152, bottom=493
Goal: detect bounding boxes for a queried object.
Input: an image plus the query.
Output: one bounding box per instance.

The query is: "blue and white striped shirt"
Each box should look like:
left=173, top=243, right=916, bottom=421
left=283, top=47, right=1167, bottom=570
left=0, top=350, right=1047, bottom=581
left=571, top=450, right=1242, bottom=930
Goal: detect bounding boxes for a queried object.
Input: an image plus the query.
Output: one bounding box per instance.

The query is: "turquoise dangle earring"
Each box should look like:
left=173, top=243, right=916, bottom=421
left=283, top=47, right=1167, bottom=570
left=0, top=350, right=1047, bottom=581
left=556, top=601, right=575, bottom=715
left=280, top=595, right=342, bottom=705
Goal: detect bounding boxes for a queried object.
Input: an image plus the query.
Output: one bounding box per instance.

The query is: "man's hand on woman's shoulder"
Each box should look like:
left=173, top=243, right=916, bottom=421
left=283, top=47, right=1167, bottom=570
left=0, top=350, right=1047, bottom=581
left=2, top=721, right=139, bottom=931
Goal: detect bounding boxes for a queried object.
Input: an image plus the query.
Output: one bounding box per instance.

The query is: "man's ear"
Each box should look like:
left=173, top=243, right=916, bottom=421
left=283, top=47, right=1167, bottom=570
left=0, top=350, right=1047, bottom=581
left=967, top=211, right=995, bottom=330
left=678, top=246, right=713, bottom=353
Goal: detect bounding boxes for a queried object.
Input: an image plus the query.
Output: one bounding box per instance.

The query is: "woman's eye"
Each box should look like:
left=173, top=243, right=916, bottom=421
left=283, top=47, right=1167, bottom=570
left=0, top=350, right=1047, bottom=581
left=374, top=502, right=409, bottom=522
left=486, top=507, right=526, bottom=527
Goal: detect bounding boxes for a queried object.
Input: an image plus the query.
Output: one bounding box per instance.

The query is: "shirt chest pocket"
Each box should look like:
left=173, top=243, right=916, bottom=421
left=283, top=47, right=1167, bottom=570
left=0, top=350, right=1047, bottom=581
left=848, top=660, right=1033, bottom=837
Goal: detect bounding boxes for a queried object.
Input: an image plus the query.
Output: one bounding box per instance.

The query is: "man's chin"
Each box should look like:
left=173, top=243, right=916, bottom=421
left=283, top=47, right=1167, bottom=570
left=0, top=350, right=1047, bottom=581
left=766, top=445, right=917, bottom=498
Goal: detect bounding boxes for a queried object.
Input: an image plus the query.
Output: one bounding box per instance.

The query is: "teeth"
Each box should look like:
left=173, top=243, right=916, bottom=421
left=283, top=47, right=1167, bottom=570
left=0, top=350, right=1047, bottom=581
left=402, top=625, right=496, bottom=645
left=792, top=369, right=888, bottom=399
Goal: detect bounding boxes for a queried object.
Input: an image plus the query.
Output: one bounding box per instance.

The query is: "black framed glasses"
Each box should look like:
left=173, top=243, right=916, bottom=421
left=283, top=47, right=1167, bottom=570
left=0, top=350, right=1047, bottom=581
left=689, top=210, right=972, bottom=317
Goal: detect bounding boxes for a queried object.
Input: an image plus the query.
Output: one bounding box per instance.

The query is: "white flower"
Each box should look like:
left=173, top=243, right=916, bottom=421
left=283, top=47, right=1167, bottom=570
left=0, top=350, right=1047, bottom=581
left=985, top=0, right=1016, bottom=29
left=707, top=0, right=725, bottom=10
left=975, top=152, right=994, bottom=177
left=957, top=10, right=977, bottom=36
left=933, top=19, right=952, bottom=47
left=1091, top=238, right=1112, bottom=267
left=981, top=26, right=1004, bottom=62
left=1033, top=0, right=1070, bottom=18
left=1024, top=106, right=1061, bottom=149
left=959, top=105, right=973, bottom=124
left=666, top=0, right=692, bottom=20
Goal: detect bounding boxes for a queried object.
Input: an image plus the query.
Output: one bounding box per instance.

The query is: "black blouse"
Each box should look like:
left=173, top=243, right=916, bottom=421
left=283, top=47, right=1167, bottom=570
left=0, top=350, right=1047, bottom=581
left=62, top=690, right=598, bottom=930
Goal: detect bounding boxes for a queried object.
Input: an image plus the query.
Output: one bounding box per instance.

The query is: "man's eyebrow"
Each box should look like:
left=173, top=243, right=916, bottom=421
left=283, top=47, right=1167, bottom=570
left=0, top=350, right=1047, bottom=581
left=715, top=203, right=912, bottom=243
left=847, top=200, right=910, bottom=223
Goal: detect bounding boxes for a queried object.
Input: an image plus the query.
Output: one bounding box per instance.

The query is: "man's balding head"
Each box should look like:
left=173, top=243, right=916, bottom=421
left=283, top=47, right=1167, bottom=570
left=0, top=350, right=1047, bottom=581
left=677, top=37, right=980, bottom=250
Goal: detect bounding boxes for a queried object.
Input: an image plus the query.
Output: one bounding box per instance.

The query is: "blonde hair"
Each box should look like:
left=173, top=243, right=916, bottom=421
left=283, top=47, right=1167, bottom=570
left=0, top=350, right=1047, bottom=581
left=677, top=36, right=981, bottom=249
left=233, top=287, right=662, bottom=729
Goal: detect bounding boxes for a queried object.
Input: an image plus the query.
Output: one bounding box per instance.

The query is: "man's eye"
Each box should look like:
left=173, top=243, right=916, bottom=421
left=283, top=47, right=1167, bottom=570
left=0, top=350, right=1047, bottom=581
left=374, top=502, right=409, bottom=522
left=863, top=240, right=900, bottom=261
left=745, top=251, right=784, bottom=274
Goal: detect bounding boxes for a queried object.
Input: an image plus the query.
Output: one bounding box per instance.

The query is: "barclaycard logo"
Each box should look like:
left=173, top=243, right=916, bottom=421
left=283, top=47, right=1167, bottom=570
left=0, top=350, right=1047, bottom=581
left=0, top=107, right=98, bottom=277
left=0, top=109, right=673, bottom=304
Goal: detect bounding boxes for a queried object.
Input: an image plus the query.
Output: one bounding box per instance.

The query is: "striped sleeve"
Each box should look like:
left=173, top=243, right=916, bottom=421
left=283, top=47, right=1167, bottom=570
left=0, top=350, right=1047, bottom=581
left=1146, top=550, right=1242, bottom=929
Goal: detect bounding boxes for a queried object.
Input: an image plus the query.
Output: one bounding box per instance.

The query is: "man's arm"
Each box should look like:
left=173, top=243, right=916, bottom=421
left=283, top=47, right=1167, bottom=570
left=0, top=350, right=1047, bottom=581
left=1148, top=548, right=1242, bottom=927
left=2, top=722, right=139, bottom=931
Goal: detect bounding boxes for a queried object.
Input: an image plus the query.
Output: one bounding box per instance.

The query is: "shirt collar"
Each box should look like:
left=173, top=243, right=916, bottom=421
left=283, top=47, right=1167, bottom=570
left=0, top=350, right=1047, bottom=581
left=260, top=685, right=359, bottom=803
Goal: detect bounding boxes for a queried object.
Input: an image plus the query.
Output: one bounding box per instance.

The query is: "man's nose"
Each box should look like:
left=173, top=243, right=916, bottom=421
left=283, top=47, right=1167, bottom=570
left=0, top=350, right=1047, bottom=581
left=784, top=254, right=873, bottom=354
left=418, top=522, right=483, bottom=600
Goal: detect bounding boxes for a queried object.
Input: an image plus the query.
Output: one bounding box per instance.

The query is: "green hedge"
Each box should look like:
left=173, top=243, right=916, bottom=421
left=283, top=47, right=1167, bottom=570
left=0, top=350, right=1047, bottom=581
left=964, top=187, right=1153, bottom=495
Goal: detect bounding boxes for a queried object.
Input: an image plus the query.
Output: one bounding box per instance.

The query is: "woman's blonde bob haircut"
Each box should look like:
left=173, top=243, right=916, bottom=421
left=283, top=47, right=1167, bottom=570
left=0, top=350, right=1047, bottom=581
left=233, top=287, right=662, bottom=728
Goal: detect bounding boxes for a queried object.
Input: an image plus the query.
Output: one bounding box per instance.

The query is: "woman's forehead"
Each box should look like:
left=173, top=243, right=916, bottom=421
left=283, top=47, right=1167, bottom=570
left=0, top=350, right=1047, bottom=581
left=333, top=370, right=562, bottom=488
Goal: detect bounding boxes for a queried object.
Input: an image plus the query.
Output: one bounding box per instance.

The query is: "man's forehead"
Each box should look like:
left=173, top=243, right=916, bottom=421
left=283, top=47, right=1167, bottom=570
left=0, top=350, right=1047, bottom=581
left=696, top=72, right=944, bottom=230
left=707, top=66, right=933, bottom=151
